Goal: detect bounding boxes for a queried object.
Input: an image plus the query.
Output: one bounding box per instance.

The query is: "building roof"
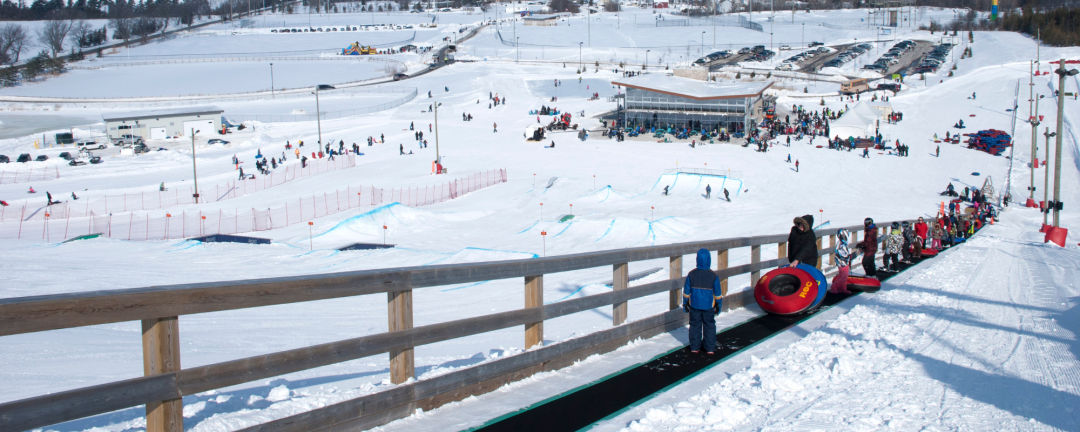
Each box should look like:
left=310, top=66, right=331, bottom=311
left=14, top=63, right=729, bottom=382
left=611, top=75, right=772, bottom=100
left=523, top=14, right=558, bottom=20
left=102, top=106, right=224, bottom=122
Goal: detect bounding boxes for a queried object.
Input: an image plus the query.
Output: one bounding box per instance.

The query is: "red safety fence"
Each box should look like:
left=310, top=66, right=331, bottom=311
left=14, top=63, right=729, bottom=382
left=0, top=166, right=60, bottom=185
left=2, top=169, right=507, bottom=241
left=1, top=155, right=355, bottom=223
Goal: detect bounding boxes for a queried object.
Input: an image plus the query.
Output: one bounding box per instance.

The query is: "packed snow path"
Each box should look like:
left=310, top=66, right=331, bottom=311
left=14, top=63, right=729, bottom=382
left=617, top=214, right=1080, bottom=431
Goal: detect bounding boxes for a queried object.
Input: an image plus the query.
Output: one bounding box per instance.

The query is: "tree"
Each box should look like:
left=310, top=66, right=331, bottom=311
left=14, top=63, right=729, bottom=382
left=109, top=17, right=134, bottom=43
left=37, top=20, right=74, bottom=58
left=0, top=67, right=19, bottom=87
left=0, top=24, right=32, bottom=65
left=21, top=51, right=47, bottom=81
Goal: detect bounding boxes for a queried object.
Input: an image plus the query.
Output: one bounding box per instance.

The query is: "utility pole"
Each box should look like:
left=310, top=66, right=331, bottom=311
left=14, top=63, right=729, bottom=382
left=1028, top=63, right=1037, bottom=203
left=190, top=128, right=201, bottom=203
left=1052, top=58, right=1078, bottom=226
left=270, top=62, right=275, bottom=98
left=434, top=99, right=440, bottom=165
left=1042, top=127, right=1053, bottom=228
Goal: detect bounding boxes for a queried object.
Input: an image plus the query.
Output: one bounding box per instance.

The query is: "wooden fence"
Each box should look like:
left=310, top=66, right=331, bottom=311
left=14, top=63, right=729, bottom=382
left=0, top=220, right=905, bottom=432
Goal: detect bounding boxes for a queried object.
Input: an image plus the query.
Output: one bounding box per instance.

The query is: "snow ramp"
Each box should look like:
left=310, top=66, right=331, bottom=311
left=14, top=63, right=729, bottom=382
left=311, top=203, right=487, bottom=243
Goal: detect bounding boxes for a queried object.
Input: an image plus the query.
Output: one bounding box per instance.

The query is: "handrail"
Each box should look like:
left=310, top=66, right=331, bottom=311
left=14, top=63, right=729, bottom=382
left=0, top=219, right=908, bottom=431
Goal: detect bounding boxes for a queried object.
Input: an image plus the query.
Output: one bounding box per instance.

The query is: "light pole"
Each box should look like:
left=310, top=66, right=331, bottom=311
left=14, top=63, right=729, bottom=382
left=801, top=23, right=804, bottom=49
left=270, top=62, right=275, bottom=98
left=1042, top=128, right=1054, bottom=228
left=701, top=31, right=705, bottom=57
left=190, top=128, right=201, bottom=203
left=516, top=37, right=519, bottom=62
left=646, top=49, right=649, bottom=71
left=312, top=84, right=334, bottom=145
left=434, top=99, right=441, bottom=165
left=1052, top=58, right=1078, bottom=226
left=579, top=41, right=583, bottom=69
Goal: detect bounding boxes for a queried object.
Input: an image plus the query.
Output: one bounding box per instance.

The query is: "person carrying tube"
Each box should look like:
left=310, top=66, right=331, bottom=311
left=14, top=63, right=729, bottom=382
left=786, top=214, right=817, bottom=268
left=683, top=248, right=722, bottom=355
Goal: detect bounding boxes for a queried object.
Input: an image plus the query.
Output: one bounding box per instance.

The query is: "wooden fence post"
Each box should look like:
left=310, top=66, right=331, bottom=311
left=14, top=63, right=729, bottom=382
left=716, top=249, right=728, bottom=296
left=829, top=235, right=836, bottom=266
left=525, top=275, right=543, bottom=349
left=668, top=256, right=682, bottom=310
left=777, top=242, right=787, bottom=264
left=816, top=237, right=823, bottom=269
left=142, top=317, right=182, bottom=432
left=750, top=245, right=761, bottom=287
left=388, top=289, right=414, bottom=384
left=612, top=262, right=628, bottom=326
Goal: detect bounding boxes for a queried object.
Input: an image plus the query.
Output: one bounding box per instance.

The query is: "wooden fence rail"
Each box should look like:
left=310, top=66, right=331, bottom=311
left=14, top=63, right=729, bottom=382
left=0, top=221, right=905, bottom=432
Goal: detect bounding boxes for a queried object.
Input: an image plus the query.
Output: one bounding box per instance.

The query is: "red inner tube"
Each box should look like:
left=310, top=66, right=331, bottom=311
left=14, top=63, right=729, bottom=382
left=847, top=276, right=881, bottom=292
left=754, top=267, right=817, bottom=315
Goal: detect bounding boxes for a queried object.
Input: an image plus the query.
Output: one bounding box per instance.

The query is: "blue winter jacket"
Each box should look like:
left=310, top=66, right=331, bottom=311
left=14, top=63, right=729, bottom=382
left=683, top=249, right=723, bottom=311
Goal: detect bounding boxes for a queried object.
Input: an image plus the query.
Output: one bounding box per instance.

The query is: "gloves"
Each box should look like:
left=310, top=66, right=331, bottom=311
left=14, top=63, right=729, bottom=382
left=713, top=305, right=721, bottom=316
left=682, top=303, right=689, bottom=313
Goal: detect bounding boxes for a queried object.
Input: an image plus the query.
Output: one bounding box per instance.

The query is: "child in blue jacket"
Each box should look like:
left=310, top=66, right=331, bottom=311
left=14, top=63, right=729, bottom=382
left=683, top=248, right=724, bottom=354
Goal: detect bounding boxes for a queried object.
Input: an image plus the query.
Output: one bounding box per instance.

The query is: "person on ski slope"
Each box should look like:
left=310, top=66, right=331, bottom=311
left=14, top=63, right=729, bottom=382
left=830, top=228, right=854, bottom=294
left=883, top=222, right=904, bottom=271
left=855, top=218, right=878, bottom=277
left=786, top=214, right=817, bottom=268
left=682, top=248, right=723, bottom=354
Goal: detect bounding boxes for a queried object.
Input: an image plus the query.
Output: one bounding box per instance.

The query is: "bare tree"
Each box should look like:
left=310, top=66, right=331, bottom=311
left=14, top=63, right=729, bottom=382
left=0, top=24, right=31, bottom=65
left=36, top=20, right=75, bottom=58
left=71, top=20, right=92, bottom=47
left=109, top=18, right=135, bottom=43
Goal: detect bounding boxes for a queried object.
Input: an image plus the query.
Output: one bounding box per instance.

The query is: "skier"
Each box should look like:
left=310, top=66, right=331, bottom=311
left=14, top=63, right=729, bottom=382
left=705, top=184, right=711, bottom=199
left=400, top=144, right=404, bottom=155
left=883, top=222, right=904, bottom=272
left=723, top=188, right=730, bottom=202
left=830, top=228, right=853, bottom=294
left=380, top=134, right=384, bottom=143
left=795, top=159, right=800, bottom=172
left=682, top=248, right=723, bottom=355
left=855, top=218, right=878, bottom=277
left=46, top=191, right=53, bottom=205
left=786, top=154, right=791, bottom=163
left=662, top=185, right=670, bottom=196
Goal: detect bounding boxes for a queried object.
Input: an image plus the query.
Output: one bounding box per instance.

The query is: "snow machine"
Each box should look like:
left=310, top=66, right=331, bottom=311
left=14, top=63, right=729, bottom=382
left=68, top=159, right=86, bottom=166
left=846, top=275, right=881, bottom=292
left=754, top=266, right=819, bottom=315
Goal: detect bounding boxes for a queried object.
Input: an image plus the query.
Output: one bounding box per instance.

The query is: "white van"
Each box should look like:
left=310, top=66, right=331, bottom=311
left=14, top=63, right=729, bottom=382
left=75, top=141, right=107, bottom=150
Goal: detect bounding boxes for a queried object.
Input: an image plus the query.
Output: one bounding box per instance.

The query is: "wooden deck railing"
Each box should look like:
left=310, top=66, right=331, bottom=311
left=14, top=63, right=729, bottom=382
left=0, top=221, right=905, bottom=432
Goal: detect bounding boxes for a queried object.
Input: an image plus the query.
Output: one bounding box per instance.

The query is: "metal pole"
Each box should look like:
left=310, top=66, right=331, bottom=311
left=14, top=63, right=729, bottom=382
left=191, top=128, right=199, bottom=204
left=270, top=63, right=275, bottom=98
left=315, top=87, right=322, bottom=145
left=579, top=42, right=582, bottom=69
left=1052, top=58, right=1075, bottom=227
left=434, top=100, right=440, bottom=165
left=1029, top=65, right=1037, bottom=201
left=1043, top=127, right=1052, bottom=227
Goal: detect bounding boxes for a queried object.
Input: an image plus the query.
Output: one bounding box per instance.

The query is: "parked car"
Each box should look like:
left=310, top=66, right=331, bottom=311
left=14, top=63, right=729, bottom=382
left=90, top=156, right=103, bottom=164
left=779, top=44, right=791, bottom=50
left=17, top=153, right=30, bottom=163
left=35, top=155, right=48, bottom=161
left=776, top=63, right=794, bottom=71
left=59, top=152, right=73, bottom=160
left=111, top=135, right=144, bottom=146
left=69, top=159, right=87, bottom=166
left=809, top=41, right=824, bottom=47
left=877, top=83, right=902, bottom=93
left=751, top=45, right=765, bottom=53
left=133, top=143, right=150, bottom=154
left=208, top=139, right=230, bottom=145
left=0, top=155, right=8, bottom=163
left=76, top=141, right=106, bottom=150
left=738, top=47, right=751, bottom=54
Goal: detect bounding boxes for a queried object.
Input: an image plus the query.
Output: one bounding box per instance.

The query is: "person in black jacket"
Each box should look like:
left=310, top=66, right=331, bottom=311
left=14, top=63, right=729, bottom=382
left=787, top=214, right=817, bottom=268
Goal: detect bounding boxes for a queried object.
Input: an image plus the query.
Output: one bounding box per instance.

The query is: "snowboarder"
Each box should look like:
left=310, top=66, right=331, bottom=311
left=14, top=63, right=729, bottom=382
left=682, top=248, right=723, bottom=355
left=972, top=92, right=976, bottom=100
left=410, top=122, right=414, bottom=130
left=400, top=144, right=404, bottom=155
left=723, top=188, right=730, bottom=202
left=238, top=167, right=245, bottom=180
left=705, top=184, right=711, bottom=199
left=830, top=228, right=853, bottom=294
left=856, top=218, right=878, bottom=277
left=662, top=185, right=670, bottom=196
left=786, top=215, right=817, bottom=268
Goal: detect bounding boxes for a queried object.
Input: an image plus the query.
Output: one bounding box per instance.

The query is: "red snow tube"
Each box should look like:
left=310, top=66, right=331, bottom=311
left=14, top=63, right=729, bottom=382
left=847, top=276, right=881, bottom=292
left=754, top=267, right=818, bottom=315
left=920, top=248, right=938, bottom=258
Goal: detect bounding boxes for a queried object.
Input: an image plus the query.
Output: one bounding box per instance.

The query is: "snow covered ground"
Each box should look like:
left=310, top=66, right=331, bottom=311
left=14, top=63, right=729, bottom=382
left=614, top=209, right=1080, bottom=431
left=0, top=7, right=1079, bottom=431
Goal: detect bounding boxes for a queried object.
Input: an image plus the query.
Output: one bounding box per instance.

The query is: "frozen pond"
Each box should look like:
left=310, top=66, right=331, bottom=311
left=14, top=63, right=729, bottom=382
left=0, top=114, right=99, bottom=140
